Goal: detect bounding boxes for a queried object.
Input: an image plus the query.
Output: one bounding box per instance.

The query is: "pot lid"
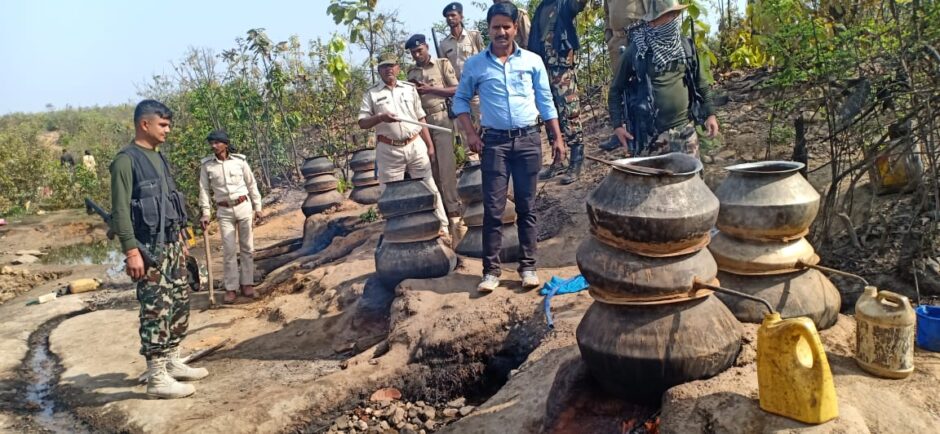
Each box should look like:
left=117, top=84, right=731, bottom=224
left=724, top=161, right=804, bottom=175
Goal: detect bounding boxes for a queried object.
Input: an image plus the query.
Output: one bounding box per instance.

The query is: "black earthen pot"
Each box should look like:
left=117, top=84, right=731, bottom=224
left=350, top=185, right=382, bottom=205
left=301, top=155, right=334, bottom=178
left=377, top=178, right=435, bottom=218
left=714, top=269, right=841, bottom=330
left=384, top=211, right=442, bottom=243
left=586, top=153, right=719, bottom=257
left=577, top=236, right=717, bottom=305
left=455, top=224, right=522, bottom=262
left=576, top=296, right=742, bottom=403
left=301, top=190, right=344, bottom=216
left=374, top=237, right=456, bottom=287
left=303, top=174, right=339, bottom=193
left=461, top=199, right=517, bottom=228
left=352, top=170, right=380, bottom=187
left=456, top=162, right=483, bottom=204
left=349, top=148, right=376, bottom=172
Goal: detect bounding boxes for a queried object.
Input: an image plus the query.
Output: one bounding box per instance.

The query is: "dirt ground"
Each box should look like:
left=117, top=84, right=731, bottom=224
left=3, top=73, right=940, bottom=433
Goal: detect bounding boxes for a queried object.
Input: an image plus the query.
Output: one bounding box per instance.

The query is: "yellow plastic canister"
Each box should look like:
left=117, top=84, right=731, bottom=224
left=68, top=278, right=101, bottom=294
left=855, top=286, right=916, bottom=379
left=757, top=313, right=839, bottom=424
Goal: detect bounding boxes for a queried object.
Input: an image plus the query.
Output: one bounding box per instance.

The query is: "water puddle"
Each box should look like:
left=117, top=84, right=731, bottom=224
left=24, top=315, right=92, bottom=433
left=40, top=240, right=124, bottom=266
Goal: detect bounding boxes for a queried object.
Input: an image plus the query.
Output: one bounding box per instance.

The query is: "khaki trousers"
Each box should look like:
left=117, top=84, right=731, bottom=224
left=426, top=111, right=461, bottom=216
left=217, top=200, right=254, bottom=291
left=376, top=137, right=449, bottom=229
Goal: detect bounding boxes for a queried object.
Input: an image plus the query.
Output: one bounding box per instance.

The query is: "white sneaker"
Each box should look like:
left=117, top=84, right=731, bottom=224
left=521, top=271, right=540, bottom=289
left=477, top=274, right=500, bottom=293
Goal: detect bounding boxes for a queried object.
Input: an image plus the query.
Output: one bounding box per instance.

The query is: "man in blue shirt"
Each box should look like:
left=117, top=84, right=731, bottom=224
left=453, top=2, right=566, bottom=293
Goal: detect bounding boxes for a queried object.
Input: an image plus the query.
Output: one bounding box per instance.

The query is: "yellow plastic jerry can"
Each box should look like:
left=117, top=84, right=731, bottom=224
left=757, top=313, right=839, bottom=424
left=68, top=278, right=101, bottom=294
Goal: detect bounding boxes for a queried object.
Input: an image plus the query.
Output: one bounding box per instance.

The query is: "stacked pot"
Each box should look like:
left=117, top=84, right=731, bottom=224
left=711, top=161, right=841, bottom=329
left=349, top=148, right=382, bottom=205
left=301, top=156, right=345, bottom=217
left=575, top=153, right=743, bottom=402
left=454, top=161, right=521, bottom=261
left=374, top=178, right=456, bottom=287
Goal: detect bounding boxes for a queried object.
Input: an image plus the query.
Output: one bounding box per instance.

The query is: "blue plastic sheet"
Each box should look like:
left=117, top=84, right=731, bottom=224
left=541, top=275, right=589, bottom=328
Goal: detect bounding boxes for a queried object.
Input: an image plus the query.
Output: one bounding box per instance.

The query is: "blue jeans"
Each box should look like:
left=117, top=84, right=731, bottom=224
left=481, top=129, right=542, bottom=276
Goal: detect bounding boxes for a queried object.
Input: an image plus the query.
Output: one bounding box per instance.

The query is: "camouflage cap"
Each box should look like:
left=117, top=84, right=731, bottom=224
left=642, top=0, right=688, bottom=22
left=376, top=52, right=399, bottom=67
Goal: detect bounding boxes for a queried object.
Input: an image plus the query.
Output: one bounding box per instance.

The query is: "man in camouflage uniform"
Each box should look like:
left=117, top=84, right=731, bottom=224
left=493, top=0, right=531, bottom=49
left=110, top=100, right=207, bottom=399
left=529, top=0, right=589, bottom=185
left=440, top=2, right=485, bottom=152
left=599, top=0, right=647, bottom=151
left=608, top=0, right=719, bottom=158
left=406, top=34, right=465, bottom=242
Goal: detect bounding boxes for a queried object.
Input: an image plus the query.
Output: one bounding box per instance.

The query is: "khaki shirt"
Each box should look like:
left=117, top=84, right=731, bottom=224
left=516, top=8, right=531, bottom=49
left=358, top=80, right=426, bottom=140
left=406, top=58, right=458, bottom=115
left=198, top=153, right=262, bottom=217
left=605, top=0, right=646, bottom=35
left=440, top=28, right=484, bottom=80
left=82, top=155, right=96, bottom=172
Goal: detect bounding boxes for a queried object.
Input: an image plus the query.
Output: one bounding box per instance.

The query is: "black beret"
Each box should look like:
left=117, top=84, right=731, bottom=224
left=405, top=34, right=427, bottom=50
left=442, top=2, right=463, bottom=16
left=206, top=129, right=230, bottom=144
left=487, top=2, right=518, bottom=23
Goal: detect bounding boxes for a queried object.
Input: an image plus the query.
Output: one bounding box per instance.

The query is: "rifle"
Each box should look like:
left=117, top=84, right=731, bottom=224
left=84, top=197, right=159, bottom=270
left=430, top=28, right=457, bottom=119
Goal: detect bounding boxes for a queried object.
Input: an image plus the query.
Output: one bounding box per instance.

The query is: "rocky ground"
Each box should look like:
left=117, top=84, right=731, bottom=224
left=1, top=72, right=939, bottom=433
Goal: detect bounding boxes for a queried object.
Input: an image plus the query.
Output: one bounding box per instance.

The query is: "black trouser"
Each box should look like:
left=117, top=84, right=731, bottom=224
left=481, top=129, right=542, bottom=276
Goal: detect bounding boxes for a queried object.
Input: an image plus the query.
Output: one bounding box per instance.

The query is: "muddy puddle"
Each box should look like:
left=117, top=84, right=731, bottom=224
left=40, top=240, right=123, bottom=266
left=23, top=314, right=92, bottom=433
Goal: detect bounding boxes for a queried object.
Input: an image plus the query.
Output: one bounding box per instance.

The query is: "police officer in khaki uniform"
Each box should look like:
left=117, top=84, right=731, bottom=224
left=358, top=52, right=450, bottom=243
left=197, top=130, right=263, bottom=304
left=406, top=34, right=464, bottom=241
left=440, top=2, right=485, bottom=151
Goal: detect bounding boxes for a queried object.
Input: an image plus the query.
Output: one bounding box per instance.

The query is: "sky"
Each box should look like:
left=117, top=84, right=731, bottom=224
left=0, top=0, right=733, bottom=115
left=0, top=0, right=487, bottom=115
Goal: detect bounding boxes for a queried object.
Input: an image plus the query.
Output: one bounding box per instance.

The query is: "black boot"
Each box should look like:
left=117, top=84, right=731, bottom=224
left=560, top=144, right=583, bottom=185
left=539, top=161, right=566, bottom=180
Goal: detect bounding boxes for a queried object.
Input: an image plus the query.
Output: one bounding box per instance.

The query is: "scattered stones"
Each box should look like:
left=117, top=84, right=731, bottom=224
left=324, top=396, right=473, bottom=434
left=11, top=254, right=40, bottom=265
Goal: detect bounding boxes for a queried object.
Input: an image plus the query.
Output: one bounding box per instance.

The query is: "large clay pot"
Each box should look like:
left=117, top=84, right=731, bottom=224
left=708, top=231, right=819, bottom=275
left=350, top=185, right=382, bottom=205
left=455, top=224, right=522, bottom=262
left=353, top=170, right=380, bottom=187
left=462, top=200, right=517, bottom=228
left=302, top=190, right=344, bottom=216
left=384, top=211, right=442, bottom=243
left=456, top=162, right=483, bottom=204
left=304, top=174, right=339, bottom=193
left=377, top=178, right=435, bottom=218
left=577, top=237, right=717, bottom=305
left=576, top=296, right=742, bottom=402
left=714, top=161, right=821, bottom=241
left=349, top=148, right=376, bottom=172
left=715, top=269, right=841, bottom=330
left=375, top=238, right=456, bottom=287
left=586, top=153, right=719, bottom=257
left=301, top=155, right=334, bottom=178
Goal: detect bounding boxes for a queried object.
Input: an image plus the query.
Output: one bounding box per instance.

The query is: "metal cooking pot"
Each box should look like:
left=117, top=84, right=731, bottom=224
left=301, top=155, right=335, bottom=178
left=578, top=236, right=718, bottom=304
left=377, top=178, right=435, bottom=219
left=302, top=190, right=344, bottom=217
left=708, top=231, right=819, bottom=275
left=714, top=161, right=820, bottom=241
left=586, top=153, right=719, bottom=257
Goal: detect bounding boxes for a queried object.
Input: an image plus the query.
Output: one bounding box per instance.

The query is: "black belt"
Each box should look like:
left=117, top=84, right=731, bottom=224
left=481, top=125, right=540, bottom=138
